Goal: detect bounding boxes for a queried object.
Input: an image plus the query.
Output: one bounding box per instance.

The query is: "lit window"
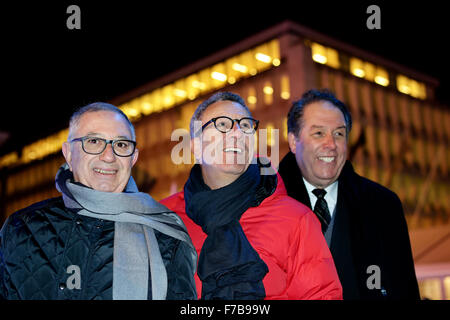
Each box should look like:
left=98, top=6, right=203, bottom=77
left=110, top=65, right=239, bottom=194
left=311, top=43, right=327, bottom=64
left=232, top=63, right=248, bottom=73
left=374, top=68, right=389, bottom=86
left=282, top=117, right=288, bottom=141
left=281, top=75, right=290, bottom=100
left=255, top=53, right=272, bottom=63
left=228, top=76, right=236, bottom=84
left=269, top=39, right=281, bottom=66
left=192, top=80, right=206, bottom=90
left=349, top=57, right=390, bottom=87
left=162, top=84, right=175, bottom=109
left=266, top=123, right=276, bottom=147
left=444, top=276, right=450, bottom=299
left=418, top=278, right=442, bottom=300
left=211, top=63, right=227, bottom=88
left=0, top=152, right=19, bottom=168
left=263, top=84, right=274, bottom=95
left=247, top=87, right=257, bottom=108
left=185, top=74, right=201, bottom=100
left=311, top=42, right=340, bottom=69
left=350, top=57, right=365, bottom=78
left=396, top=74, right=426, bottom=99
left=211, top=71, right=227, bottom=82
left=263, top=81, right=273, bottom=105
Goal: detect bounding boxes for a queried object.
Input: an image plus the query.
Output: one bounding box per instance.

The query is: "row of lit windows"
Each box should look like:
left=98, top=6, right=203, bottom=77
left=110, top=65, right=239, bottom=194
left=0, top=39, right=281, bottom=169
left=418, top=277, right=450, bottom=300
left=5, top=157, right=63, bottom=196
left=351, top=163, right=449, bottom=213
left=0, top=128, right=68, bottom=169
left=1, top=77, right=291, bottom=190
left=310, top=42, right=427, bottom=99
left=120, top=39, right=280, bottom=122
left=316, top=66, right=438, bottom=136
left=355, top=123, right=450, bottom=173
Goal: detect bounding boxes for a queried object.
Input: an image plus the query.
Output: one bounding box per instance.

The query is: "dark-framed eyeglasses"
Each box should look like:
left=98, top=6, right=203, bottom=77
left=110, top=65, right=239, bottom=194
left=70, top=136, right=137, bottom=157
left=201, top=116, right=259, bottom=134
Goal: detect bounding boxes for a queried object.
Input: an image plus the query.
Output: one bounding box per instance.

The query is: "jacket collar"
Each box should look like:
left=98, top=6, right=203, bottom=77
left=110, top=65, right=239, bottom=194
left=278, top=152, right=312, bottom=208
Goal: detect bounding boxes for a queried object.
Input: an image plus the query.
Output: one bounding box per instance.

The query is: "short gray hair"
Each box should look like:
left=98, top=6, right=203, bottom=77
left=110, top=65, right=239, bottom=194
left=68, top=102, right=136, bottom=141
left=189, top=91, right=251, bottom=138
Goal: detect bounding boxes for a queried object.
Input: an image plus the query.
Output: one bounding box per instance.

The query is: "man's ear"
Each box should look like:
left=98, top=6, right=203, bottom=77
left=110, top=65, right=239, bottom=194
left=61, top=141, right=73, bottom=171
left=131, top=148, right=139, bottom=167
left=288, top=132, right=298, bottom=154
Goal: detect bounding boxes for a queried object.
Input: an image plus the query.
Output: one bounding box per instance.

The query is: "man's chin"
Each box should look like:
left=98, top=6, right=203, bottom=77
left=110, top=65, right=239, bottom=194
left=92, top=182, right=124, bottom=193
left=216, top=162, right=250, bottom=175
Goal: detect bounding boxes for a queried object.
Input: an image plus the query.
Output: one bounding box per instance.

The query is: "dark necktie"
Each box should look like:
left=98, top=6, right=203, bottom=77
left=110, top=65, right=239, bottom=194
left=312, top=188, right=332, bottom=234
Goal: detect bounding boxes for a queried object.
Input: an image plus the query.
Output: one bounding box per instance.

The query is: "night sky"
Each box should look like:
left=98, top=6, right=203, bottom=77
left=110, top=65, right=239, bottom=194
left=1, top=1, right=448, bottom=157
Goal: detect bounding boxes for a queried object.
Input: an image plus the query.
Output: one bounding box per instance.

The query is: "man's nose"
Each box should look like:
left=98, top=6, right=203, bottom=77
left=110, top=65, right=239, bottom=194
left=99, top=143, right=116, bottom=162
left=323, top=133, right=337, bottom=149
left=228, top=121, right=244, bottom=137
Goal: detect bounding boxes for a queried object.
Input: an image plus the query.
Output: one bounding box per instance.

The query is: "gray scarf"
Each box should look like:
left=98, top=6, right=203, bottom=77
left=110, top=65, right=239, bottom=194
left=55, top=163, right=196, bottom=300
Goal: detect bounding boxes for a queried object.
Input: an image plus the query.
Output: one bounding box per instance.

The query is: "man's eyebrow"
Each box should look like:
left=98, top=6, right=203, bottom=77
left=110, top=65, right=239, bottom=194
left=84, top=132, right=104, bottom=137
left=309, top=125, right=346, bottom=129
left=85, top=132, right=131, bottom=140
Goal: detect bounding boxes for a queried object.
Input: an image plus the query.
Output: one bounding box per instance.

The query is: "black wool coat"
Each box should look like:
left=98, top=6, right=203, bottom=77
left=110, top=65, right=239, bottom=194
left=278, top=152, right=420, bottom=300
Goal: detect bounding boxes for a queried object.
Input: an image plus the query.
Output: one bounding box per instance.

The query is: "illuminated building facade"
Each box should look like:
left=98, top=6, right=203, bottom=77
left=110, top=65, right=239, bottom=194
left=0, top=21, right=449, bottom=299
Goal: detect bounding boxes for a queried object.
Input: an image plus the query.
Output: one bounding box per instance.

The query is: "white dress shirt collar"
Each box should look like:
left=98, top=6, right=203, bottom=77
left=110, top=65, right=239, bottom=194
left=303, top=178, right=338, bottom=218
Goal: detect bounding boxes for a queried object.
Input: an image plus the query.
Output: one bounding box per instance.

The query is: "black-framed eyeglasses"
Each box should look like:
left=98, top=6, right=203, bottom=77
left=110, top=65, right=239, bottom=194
left=201, top=116, right=259, bottom=134
left=70, top=136, right=137, bottom=157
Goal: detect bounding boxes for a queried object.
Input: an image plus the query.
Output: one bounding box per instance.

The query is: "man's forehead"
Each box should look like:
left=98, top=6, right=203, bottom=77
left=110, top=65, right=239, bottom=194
left=303, top=101, right=345, bottom=120
left=202, top=100, right=250, bottom=119
left=76, top=111, right=133, bottom=137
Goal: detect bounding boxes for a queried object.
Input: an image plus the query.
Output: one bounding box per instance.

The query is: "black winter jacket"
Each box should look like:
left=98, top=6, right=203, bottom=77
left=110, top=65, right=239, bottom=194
left=0, top=197, right=197, bottom=300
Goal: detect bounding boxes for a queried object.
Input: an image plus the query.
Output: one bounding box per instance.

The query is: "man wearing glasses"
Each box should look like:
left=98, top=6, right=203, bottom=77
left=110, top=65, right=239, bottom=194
left=0, top=102, right=197, bottom=300
left=161, top=92, right=342, bottom=299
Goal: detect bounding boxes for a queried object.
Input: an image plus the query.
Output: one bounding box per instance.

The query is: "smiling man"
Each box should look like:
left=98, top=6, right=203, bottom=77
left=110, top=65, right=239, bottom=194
left=0, top=102, right=197, bottom=300
left=161, top=91, right=342, bottom=300
left=279, top=89, right=419, bottom=300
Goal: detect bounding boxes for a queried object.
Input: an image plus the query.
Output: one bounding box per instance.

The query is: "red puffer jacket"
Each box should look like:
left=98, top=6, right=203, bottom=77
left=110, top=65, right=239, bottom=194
left=161, top=174, right=342, bottom=300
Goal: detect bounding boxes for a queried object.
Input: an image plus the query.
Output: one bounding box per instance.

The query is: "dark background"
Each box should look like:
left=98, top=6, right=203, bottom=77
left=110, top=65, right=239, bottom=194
left=1, top=1, right=448, bottom=156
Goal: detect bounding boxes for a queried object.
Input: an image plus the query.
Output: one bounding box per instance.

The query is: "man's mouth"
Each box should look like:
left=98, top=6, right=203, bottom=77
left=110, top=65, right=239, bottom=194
left=224, top=147, right=243, bottom=153
left=318, top=156, right=335, bottom=163
left=93, top=168, right=117, bottom=175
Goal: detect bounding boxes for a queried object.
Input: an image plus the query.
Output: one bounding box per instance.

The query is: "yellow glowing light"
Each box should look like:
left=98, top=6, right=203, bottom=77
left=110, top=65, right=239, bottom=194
left=263, top=86, right=273, bottom=95
left=142, top=102, right=153, bottom=114
left=281, top=75, right=290, bottom=100
left=192, top=80, right=206, bottom=89
left=163, top=96, right=174, bottom=107
left=399, top=85, right=411, bottom=94
left=352, top=68, right=365, bottom=78
left=173, top=89, right=187, bottom=98
left=232, top=63, right=248, bottom=73
left=312, top=53, right=327, bottom=64
left=248, top=96, right=257, bottom=104
left=281, top=92, right=290, bottom=100
left=211, top=71, right=227, bottom=82
left=255, top=53, right=272, bottom=63
left=228, top=76, right=236, bottom=84
left=126, top=108, right=139, bottom=117
left=267, top=124, right=275, bottom=147
left=0, top=152, right=19, bottom=168
left=272, top=58, right=281, bottom=66
left=374, top=75, right=389, bottom=86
